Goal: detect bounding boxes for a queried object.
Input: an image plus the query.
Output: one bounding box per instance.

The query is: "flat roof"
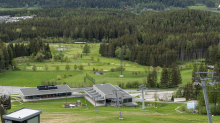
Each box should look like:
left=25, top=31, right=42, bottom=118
left=94, top=84, right=131, bottom=98
left=20, top=84, right=72, bottom=96
left=94, top=84, right=116, bottom=95
left=3, top=108, right=42, bottom=122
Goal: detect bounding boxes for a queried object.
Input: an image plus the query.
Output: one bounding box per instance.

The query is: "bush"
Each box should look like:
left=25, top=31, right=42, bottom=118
left=93, top=67, right=95, bottom=71
left=111, top=68, right=115, bottom=72
left=27, top=62, right=30, bottom=66
left=57, top=75, right=62, bottom=80
left=99, top=68, right=103, bottom=72
left=63, top=74, right=66, bottom=78
left=69, top=74, right=72, bottom=77
left=181, top=105, right=186, bottom=111
left=95, top=68, right=99, bottom=72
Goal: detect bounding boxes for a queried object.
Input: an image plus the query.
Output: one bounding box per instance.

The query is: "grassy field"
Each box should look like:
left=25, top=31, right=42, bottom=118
left=7, top=97, right=220, bottom=123
left=0, top=43, right=193, bottom=88
left=0, top=7, right=41, bottom=11
left=188, top=5, right=220, bottom=13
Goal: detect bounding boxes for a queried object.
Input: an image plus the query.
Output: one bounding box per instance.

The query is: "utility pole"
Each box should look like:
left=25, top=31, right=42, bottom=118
left=194, top=72, right=219, bottom=123
left=120, top=42, right=123, bottom=77
left=113, top=90, right=123, bottom=119
left=85, top=96, right=87, bottom=108
left=138, top=85, right=147, bottom=110
left=94, top=97, right=98, bottom=115
left=155, top=84, right=157, bottom=108
left=208, top=79, right=219, bottom=116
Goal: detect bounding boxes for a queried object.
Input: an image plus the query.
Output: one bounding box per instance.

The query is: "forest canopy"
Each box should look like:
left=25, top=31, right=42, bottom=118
left=1, top=8, right=220, bottom=66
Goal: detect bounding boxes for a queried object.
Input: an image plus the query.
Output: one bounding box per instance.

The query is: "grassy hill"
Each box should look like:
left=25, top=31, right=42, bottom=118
left=0, top=43, right=193, bottom=88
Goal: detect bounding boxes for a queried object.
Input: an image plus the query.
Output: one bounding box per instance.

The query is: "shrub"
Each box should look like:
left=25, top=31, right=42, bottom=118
left=27, top=62, right=30, bottom=66
left=93, top=67, right=95, bottom=71
left=135, top=72, right=138, bottom=75
left=57, top=75, right=62, bottom=80
left=99, top=68, right=103, bottom=72
left=63, top=74, right=66, bottom=78
left=69, top=74, right=72, bottom=77
left=111, top=68, right=115, bottom=72
left=181, top=105, right=186, bottom=111
left=95, top=68, right=99, bottom=72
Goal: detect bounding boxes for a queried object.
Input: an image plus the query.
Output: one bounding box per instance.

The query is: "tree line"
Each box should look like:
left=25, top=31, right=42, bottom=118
left=0, top=39, right=52, bottom=73
left=100, top=9, right=220, bottom=66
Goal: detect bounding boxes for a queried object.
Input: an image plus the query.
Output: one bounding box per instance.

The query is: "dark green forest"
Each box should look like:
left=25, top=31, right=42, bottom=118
left=1, top=8, right=220, bottom=66
left=0, top=0, right=217, bottom=10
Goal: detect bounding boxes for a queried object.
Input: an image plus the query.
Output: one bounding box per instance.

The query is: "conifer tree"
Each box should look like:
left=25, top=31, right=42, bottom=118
left=170, top=64, right=178, bottom=87
left=79, top=64, right=84, bottom=71
left=7, top=46, right=13, bottom=64
left=56, top=65, right=60, bottom=71
left=151, top=67, right=157, bottom=88
left=65, top=64, right=70, bottom=71
left=74, top=64, right=77, bottom=70
left=192, top=63, right=198, bottom=82
left=176, top=66, right=182, bottom=85
left=160, top=65, right=169, bottom=88
left=147, top=72, right=153, bottom=88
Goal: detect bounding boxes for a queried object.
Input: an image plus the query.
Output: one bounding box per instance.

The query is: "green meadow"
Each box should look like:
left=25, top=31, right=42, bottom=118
left=0, top=43, right=193, bottom=88
left=7, top=97, right=220, bottom=123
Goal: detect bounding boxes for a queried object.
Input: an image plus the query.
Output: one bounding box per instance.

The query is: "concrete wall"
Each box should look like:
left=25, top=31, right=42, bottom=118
left=93, top=85, right=106, bottom=99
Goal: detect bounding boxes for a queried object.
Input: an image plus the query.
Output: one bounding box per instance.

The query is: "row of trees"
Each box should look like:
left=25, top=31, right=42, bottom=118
left=0, top=39, right=52, bottom=73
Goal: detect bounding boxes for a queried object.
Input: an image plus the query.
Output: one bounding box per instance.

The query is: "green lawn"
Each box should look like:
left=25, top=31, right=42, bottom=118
left=7, top=97, right=220, bottom=123
left=0, top=7, right=41, bottom=11
left=188, top=6, right=207, bottom=10
left=0, top=43, right=193, bottom=88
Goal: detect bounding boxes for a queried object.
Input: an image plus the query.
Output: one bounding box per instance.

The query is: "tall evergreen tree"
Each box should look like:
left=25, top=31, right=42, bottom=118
left=160, top=65, right=169, bottom=88
left=82, top=43, right=91, bottom=55
left=192, top=63, right=198, bottom=82
left=7, top=46, right=13, bottom=64
left=2, top=47, right=9, bottom=68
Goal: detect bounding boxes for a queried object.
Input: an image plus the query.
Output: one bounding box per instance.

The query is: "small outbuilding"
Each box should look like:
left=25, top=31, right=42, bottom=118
left=3, top=108, right=42, bottom=123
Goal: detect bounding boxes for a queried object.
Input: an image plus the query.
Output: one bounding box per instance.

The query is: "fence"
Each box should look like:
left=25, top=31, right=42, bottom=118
left=86, top=73, right=96, bottom=84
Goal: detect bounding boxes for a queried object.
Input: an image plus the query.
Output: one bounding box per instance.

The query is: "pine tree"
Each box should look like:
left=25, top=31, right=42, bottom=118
left=0, top=49, right=4, bottom=73
left=176, top=66, right=182, bottom=85
left=147, top=72, right=153, bottom=88
left=170, top=64, right=178, bottom=88
left=65, top=64, right=70, bottom=71
left=192, top=63, right=198, bottom=82
left=45, top=64, right=49, bottom=71
left=56, top=65, right=60, bottom=71
left=160, top=65, right=169, bottom=88
left=79, top=64, right=84, bottom=71
left=151, top=67, right=157, bottom=88
left=2, top=47, right=9, bottom=68
left=82, top=43, right=90, bottom=55
left=74, top=64, right=77, bottom=70
left=7, top=46, right=13, bottom=64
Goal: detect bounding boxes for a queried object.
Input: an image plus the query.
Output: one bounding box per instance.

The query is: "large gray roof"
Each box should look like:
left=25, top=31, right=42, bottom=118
left=93, top=84, right=132, bottom=99
left=94, top=84, right=116, bottom=95
left=20, top=85, right=72, bottom=96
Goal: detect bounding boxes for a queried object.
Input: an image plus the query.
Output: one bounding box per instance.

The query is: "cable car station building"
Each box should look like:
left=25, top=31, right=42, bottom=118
left=85, top=84, right=134, bottom=106
left=20, top=85, right=73, bottom=102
